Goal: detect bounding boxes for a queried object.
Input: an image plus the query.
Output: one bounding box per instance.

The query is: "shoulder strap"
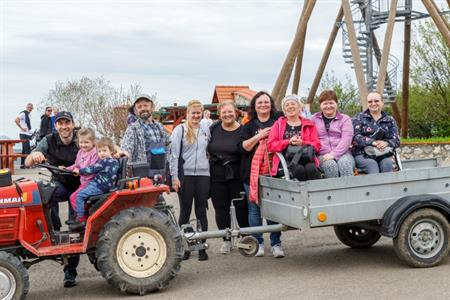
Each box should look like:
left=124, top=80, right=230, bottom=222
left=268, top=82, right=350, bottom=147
left=179, top=124, right=184, bottom=154
left=278, top=118, right=282, bottom=138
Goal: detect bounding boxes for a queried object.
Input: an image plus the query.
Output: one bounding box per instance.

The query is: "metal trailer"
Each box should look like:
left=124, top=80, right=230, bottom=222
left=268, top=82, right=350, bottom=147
left=185, top=157, right=450, bottom=268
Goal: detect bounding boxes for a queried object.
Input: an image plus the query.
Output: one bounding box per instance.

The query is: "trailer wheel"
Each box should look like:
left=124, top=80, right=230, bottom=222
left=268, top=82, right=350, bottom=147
left=393, top=208, right=450, bottom=268
left=96, top=207, right=184, bottom=295
left=0, top=251, right=29, bottom=300
left=238, top=236, right=259, bottom=257
left=334, top=224, right=381, bottom=249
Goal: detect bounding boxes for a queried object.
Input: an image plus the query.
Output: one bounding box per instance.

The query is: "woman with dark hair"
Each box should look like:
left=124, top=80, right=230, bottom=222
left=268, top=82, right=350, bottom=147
left=311, top=90, right=354, bottom=178
left=208, top=100, right=248, bottom=254
left=39, top=106, right=53, bottom=141
left=239, top=91, right=284, bottom=258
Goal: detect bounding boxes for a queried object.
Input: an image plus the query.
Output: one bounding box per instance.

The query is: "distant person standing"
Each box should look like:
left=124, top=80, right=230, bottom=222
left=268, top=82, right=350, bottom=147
left=200, top=109, right=214, bottom=128
left=15, top=103, right=34, bottom=168
left=50, top=108, right=58, bottom=133
left=39, top=107, right=53, bottom=141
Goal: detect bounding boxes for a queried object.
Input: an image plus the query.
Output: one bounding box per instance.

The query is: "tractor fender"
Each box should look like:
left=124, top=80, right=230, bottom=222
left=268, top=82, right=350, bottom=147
left=381, top=194, right=450, bottom=238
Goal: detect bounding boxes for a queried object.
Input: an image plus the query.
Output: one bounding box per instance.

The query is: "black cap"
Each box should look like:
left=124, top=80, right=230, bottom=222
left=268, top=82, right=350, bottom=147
left=55, top=111, right=74, bottom=122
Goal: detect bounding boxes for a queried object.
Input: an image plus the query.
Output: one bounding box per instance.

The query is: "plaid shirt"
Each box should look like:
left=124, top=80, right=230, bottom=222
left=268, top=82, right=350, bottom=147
left=121, top=118, right=169, bottom=164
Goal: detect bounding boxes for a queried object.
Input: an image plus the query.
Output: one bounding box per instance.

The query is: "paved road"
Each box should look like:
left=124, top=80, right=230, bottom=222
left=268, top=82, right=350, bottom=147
left=11, top=168, right=450, bottom=300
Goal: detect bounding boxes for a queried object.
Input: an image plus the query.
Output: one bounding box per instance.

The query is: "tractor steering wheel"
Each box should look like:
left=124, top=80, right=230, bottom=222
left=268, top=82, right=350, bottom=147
left=35, top=163, right=78, bottom=177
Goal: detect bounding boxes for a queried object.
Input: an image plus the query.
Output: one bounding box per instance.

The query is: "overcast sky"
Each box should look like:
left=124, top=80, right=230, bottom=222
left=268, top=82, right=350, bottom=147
left=1, top=0, right=447, bottom=138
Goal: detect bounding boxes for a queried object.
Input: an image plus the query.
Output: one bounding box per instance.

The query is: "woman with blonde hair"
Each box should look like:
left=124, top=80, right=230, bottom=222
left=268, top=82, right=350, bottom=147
left=169, top=99, right=210, bottom=261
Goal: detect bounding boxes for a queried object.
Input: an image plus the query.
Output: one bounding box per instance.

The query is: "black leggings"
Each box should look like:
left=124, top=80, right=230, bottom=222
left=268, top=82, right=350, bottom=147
left=291, top=162, right=321, bottom=181
left=178, top=176, right=210, bottom=232
left=210, top=179, right=248, bottom=240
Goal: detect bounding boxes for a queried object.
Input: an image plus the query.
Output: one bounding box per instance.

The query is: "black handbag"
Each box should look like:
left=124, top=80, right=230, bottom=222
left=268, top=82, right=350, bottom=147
left=286, top=144, right=315, bottom=167
left=276, top=144, right=315, bottom=178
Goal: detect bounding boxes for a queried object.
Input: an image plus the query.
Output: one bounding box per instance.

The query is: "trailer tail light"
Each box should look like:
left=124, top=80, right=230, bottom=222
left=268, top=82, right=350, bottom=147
left=317, top=212, right=327, bottom=222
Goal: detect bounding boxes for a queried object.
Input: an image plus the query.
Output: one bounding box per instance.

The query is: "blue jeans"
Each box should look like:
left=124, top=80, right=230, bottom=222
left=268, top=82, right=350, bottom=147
left=354, top=154, right=393, bottom=174
left=244, top=184, right=281, bottom=247
left=75, top=183, right=104, bottom=217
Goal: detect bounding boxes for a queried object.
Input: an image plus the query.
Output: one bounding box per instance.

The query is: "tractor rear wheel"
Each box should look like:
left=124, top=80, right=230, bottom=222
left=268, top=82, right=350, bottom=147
left=0, top=251, right=29, bottom=300
left=96, top=207, right=184, bottom=295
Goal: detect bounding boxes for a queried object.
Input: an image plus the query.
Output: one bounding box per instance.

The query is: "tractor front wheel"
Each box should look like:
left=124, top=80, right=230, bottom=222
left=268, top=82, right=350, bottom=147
left=0, top=251, right=29, bottom=300
left=96, top=207, right=184, bottom=295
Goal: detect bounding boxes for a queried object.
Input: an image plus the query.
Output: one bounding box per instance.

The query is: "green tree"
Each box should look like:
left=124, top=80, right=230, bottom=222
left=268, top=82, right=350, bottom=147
left=316, top=71, right=362, bottom=117
left=407, top=17, right=450, bottom=137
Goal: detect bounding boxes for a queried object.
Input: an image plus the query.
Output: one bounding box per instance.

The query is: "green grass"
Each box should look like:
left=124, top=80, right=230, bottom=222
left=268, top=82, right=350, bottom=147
left=401, top=137, right=450, bottom=143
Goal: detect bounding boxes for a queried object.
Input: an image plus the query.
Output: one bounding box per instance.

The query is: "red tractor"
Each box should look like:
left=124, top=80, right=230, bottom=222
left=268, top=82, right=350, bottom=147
left=0, top=158, right=183, bottom=299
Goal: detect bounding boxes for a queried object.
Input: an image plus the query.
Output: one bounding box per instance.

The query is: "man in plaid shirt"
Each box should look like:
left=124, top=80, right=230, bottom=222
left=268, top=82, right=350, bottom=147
left=121, top=94, right=169, bottom=178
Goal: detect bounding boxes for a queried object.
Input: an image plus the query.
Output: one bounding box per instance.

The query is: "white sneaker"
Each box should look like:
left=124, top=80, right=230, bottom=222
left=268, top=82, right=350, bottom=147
left=271, top=244, right=285, bottom=258
left=255, top=244, right=264, bottom=257
left=220, top=241, right=232, bottom=254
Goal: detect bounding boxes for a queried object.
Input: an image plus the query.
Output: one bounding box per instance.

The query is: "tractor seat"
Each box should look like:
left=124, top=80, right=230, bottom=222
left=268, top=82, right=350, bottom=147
left=86, top=156, right=128, bottom=212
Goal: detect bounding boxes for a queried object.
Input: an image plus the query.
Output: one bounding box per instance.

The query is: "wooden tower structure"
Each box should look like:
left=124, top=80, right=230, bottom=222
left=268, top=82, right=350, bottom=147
left=272, top=0, right=450, bottom=137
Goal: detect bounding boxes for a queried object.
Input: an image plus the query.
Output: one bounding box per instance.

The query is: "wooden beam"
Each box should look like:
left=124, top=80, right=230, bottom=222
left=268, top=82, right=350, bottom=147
left=342, top=0, right=369, bottom=108
left=272, top=0, right=316, bottom=107
left=422, top=0, right=450, bottom=48
left=371, top=34, right=402, bottom=125
left=292, top=1, right=309, bottom=96
left=401, top=18, right=411, bottom=138
left=431, top=0, right=450, bottom=31
left=306, top=6, right=344, bottom=104
left=376, top=0, right=398, bottom=93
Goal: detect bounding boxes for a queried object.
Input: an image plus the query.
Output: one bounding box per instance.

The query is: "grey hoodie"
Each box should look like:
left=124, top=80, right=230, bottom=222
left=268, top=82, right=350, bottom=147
left=169, top=122, right=210, bottom=179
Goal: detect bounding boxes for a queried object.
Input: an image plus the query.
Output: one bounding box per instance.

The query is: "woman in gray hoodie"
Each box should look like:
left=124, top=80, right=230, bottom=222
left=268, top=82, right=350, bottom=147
left=169, top=99, right=210, bottom=261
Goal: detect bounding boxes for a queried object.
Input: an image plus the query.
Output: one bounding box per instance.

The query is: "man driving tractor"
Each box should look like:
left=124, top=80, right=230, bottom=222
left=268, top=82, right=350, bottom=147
left=25, top=111, right=81, bottom=288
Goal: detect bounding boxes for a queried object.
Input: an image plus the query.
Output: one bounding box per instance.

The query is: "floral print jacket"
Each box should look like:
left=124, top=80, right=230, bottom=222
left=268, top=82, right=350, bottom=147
left=352, top=109, right=400, bottom=155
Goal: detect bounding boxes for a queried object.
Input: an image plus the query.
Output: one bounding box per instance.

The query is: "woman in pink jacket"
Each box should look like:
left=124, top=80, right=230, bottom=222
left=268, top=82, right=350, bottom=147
left=268, top=95, right=321, bottom=181
left=311, top=90, right=355, bottom=178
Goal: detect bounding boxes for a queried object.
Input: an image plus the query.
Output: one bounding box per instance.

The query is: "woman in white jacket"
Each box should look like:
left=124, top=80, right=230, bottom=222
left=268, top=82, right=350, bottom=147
left=169, top=99, right=210, bottom=261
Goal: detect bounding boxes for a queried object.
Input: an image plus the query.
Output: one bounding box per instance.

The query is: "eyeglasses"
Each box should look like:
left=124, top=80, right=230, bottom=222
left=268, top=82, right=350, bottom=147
left=47, top=110, right=53, bottom=112
left=367, top=99, right=381, bottom=104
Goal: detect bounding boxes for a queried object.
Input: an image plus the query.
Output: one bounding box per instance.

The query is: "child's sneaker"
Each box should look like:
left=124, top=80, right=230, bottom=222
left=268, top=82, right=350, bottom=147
left=69, top=216, right=87, bottom=232
left=220, top=241, right=232, bottom=254
left=271, top=244, right=285, bottom=258
left=255, top=244, right=264, bottom=257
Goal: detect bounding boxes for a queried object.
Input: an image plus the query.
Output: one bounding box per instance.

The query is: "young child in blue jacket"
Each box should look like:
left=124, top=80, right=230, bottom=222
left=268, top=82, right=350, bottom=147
left=71, top=137, right=119, bottom=229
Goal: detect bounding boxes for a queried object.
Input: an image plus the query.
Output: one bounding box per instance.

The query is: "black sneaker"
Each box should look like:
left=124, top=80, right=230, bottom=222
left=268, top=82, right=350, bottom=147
left=182, top=251, right=191, bottom=260
left=198, top=250, right=208, bottom=261
left=69, top=221, right=86, bottom=232
left=63, top=271, right=77, bottom=288
left=65, top=219, right=76, bottom=226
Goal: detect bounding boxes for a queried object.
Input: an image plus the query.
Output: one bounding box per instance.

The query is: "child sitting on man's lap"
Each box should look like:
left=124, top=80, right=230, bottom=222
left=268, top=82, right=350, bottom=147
left=71, top=137, right=119, bottom=229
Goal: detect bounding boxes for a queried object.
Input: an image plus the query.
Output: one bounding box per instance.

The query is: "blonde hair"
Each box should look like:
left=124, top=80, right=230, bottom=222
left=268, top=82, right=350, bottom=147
left=77, top=128, right=96, bottom=144
left=217, top=100, right=237, bottom=114
left=96, top=137, right=115, bottom=153
left=186, top=99, right=204, bottom=144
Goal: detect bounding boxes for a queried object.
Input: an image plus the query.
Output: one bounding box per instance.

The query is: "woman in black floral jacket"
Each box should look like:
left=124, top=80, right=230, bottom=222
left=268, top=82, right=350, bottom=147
left=352, top=91, right=400, bottom=174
